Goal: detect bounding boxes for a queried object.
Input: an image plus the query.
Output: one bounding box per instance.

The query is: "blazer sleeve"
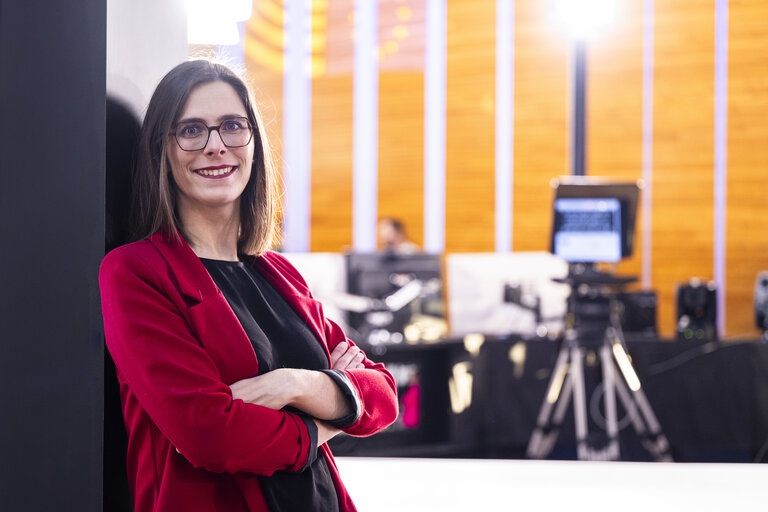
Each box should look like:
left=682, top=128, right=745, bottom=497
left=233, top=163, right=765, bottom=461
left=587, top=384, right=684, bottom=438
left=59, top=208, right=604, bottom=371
left=322, top=314, right=400, bottom=437
left=267, top=252, right=399, bottom=437
left=100, top=246, right=314, bottom=476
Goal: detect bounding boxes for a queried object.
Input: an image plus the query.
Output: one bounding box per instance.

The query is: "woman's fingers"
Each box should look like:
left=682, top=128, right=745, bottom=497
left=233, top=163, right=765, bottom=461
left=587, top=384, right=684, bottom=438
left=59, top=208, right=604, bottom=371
left=329, top=342, right=349, bottom=366
left=330, top=342, right=366, bottom=370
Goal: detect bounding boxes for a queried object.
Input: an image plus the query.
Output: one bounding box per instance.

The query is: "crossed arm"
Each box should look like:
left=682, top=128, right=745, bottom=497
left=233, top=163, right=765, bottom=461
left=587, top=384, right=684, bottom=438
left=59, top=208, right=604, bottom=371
left=229, top=341, right=366, bottom=445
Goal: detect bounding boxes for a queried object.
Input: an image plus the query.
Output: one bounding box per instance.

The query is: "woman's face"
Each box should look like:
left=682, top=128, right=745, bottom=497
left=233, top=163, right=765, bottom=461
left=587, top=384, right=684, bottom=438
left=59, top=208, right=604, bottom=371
left=167, top=81, right=254, bottom=216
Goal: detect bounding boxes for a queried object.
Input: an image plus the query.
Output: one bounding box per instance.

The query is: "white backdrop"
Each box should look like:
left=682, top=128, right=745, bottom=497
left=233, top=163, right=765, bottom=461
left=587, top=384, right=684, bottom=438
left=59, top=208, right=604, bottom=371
left=446, top=252, right=570, bottom=338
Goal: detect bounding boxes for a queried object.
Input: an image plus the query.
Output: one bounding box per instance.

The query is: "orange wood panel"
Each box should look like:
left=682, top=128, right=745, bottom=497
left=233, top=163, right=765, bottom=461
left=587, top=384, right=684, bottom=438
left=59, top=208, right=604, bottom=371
left=586, top=0, right=645, bottom=284
left=244, top=5, right=286, bottom=246
left=726, top=0, right=768, bottom=338
left=652, top=0, right=715, bottom=337
left=444, top=1, right=496, bottom=252
left=377, top=0, right=426, bottom=249
left=310, top=1, right=354, bottom=252
left=378, top=71, right=425, bottom=248
left=310, top=74, right=354, bottom=252
left=512, top=0, right=569, bottom=252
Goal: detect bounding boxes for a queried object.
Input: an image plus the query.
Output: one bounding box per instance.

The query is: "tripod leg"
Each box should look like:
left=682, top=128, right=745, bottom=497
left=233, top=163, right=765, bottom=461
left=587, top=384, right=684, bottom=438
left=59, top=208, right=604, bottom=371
left=628, top=388, right=673, bottom=461
left=569, top=343, right=592, bottom=461
left=527, top=342, right=572, bottom=459
left=610, top=335, right=674, bottom=461
left=551, top=373, right=575, bottom=431
left=598, top=343, right=621, bottom=461
left=528, top=374, right=574, bottom=459
left=613, top=371, right=647, bottom=436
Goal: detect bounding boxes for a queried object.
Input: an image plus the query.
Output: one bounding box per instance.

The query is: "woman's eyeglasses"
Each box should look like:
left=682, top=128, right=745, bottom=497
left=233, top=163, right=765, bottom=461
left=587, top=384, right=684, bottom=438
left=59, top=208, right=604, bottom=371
left=170, top=117, right=254, bottom=151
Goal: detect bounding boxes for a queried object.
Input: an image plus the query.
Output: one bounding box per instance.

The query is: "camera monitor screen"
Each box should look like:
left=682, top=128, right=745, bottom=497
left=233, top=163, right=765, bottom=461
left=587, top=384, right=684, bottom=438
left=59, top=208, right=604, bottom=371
left=553, top=197, right=622, bottom=263
left=549, top=177, right=641, bottom=264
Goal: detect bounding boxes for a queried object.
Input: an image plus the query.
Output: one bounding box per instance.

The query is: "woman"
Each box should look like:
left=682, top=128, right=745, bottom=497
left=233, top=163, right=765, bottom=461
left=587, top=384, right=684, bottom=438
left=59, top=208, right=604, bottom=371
left=100, top=60, right=399, bottom=511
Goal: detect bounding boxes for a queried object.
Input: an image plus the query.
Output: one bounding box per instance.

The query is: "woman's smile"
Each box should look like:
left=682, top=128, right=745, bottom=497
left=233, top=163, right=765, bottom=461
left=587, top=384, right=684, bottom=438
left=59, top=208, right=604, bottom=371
left=194, top=165, right=237, bottom=178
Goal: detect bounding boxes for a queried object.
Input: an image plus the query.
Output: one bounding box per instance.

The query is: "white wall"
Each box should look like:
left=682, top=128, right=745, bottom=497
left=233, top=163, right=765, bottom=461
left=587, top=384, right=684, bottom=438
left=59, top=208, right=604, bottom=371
left=107, top=0, right=188, bottom=117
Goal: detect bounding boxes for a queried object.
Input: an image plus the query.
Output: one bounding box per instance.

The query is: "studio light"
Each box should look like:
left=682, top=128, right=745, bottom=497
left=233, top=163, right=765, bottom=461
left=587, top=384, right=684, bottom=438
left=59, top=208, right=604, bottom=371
left=186, top=0, right=252, bottom=45
left=552, top=0, right=617, bottom=175
left=551, top=0, right=616, bottom=41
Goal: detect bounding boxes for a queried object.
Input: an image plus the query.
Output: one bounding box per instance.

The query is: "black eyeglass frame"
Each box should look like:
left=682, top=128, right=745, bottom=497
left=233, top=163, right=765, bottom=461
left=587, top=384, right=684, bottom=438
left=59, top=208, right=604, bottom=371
left=170, top=117, right=255, bottom=152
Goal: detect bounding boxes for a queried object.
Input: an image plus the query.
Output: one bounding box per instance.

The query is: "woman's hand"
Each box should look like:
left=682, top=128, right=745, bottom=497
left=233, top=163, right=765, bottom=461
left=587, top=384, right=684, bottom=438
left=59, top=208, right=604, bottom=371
left=230, top=367, right=353, bottom=421
left=330, top=341, right=365, bottom=370
left=230, top=368, right=300, bottom=410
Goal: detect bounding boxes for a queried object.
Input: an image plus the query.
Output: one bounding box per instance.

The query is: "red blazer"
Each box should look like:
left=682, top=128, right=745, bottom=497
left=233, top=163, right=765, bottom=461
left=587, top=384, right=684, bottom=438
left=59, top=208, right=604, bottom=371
left=100, top=233, right=398, bottom=511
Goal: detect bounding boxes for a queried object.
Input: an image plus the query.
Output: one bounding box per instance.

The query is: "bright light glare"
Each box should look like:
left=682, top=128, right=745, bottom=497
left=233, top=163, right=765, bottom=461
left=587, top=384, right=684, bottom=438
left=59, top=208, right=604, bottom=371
left=551, top=0, right=616, bottom=40
left=186, top=0, right=253, bottom=45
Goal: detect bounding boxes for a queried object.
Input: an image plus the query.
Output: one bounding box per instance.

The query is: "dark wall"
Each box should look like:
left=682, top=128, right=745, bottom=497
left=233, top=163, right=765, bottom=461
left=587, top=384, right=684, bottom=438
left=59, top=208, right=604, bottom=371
left=103, top=97, right=140, bottom=511
left=0, top=1, right=105, bottom=510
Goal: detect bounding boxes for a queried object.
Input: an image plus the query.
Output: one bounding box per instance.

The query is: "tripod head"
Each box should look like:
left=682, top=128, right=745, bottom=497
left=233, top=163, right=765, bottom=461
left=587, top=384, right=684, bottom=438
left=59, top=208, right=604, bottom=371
left=555, top=264, right=637, bottom=347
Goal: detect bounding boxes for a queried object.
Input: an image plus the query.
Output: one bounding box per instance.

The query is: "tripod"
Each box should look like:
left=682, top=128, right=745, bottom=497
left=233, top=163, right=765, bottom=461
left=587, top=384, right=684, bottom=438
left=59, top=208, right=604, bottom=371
left=526, top=273, right=673, bottom=461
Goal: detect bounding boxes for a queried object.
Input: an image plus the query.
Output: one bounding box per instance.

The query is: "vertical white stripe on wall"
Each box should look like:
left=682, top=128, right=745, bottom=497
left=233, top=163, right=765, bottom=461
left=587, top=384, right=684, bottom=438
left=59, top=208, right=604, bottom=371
left=641, top=0, right=654, bottom=290
left=282, top=0, right=312, bottom=252
left=495, top=0, right=514, bottom=253
left=714, top=0, right=728, bottom=336
left=424, top=0, right=447, bottom=253
left=353, top=0, right=379, bottom=252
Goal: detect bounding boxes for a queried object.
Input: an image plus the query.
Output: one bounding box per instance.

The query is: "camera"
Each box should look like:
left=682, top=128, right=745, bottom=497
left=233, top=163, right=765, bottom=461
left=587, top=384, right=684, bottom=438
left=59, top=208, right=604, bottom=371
left=675, top=278, right=717, bottom=341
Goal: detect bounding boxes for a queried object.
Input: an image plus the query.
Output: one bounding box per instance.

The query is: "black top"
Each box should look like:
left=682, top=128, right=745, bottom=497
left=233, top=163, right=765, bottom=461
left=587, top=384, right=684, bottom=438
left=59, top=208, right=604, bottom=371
left=201, top=258, right=358, bottom=512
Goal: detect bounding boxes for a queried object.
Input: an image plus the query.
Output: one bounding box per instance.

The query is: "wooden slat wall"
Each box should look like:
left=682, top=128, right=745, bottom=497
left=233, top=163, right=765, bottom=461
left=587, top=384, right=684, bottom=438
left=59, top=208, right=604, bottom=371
left=512, top=1, right=568, bottom=252
left=727, top=0, right=768, bottom=337
left=241, top=0, right=768, bottom=338
left=377, top=1, right=425, bottom=247
left=444, top=1, right=496, bottom=252
left=378, top=71, right=425, bottom=247
left=310, top=2, right=354, bottom=252
left=310, top=75, right=354, bottom=251
left=252, top=75, right=286, bottom=246
left=652, top=0, right=715, bottom=337
left=586, top=0, right=644, bottom=282
left=244, top=1, right=285, bottom=244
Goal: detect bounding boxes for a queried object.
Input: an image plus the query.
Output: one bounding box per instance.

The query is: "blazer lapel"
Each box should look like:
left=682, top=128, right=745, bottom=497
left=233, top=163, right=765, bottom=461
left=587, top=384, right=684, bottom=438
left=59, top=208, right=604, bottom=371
left=148, top=233, right=260, bottom=382
left=252, top=252, right=331, bottom=362
left=148, top=233, right=218, bottom=302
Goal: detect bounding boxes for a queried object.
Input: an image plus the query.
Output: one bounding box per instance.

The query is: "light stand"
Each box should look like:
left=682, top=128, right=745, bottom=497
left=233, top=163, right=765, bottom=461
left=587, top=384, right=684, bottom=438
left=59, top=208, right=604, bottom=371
left=573, top=39, right=587, bottom=176
left=552, top=0, right=616, bottom=176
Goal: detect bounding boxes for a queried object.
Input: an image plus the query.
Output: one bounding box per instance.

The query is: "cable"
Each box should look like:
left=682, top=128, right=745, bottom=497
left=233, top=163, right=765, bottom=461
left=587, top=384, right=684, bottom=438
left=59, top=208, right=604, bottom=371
left=752, top=438, right=768, bottom=463
left=589, top=384, right=636, bottom=431
left=643, top=342, right=719, bottom=376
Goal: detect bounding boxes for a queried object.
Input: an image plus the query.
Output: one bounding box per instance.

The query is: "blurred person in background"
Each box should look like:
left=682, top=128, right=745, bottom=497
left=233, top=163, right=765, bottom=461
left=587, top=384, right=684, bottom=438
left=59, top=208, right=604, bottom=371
left=378, top=217, right=420, bottom=254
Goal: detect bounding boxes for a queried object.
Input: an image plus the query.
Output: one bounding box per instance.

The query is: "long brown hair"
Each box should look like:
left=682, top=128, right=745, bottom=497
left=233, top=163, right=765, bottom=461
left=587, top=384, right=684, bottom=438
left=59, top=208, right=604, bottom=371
left=131, top=59, right=279, bottom=255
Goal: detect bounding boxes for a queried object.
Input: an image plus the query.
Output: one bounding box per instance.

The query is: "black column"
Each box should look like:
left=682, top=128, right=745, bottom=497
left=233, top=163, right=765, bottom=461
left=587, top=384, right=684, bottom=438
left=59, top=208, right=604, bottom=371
left=0, top=1, right=105, bottom=510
